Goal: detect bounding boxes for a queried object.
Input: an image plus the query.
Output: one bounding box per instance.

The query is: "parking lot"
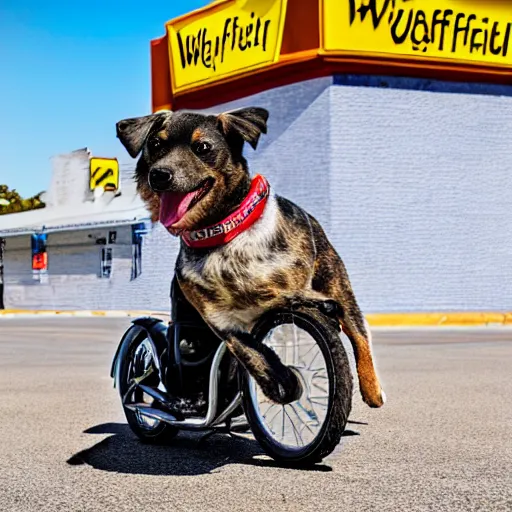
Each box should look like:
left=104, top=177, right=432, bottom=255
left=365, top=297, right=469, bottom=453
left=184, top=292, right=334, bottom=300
left=0, top=317, right=511, bottom=512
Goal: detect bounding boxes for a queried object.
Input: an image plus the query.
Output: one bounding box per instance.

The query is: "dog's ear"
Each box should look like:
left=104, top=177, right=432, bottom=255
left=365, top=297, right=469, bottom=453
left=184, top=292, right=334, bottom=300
left=217, top=107, right=269, bottom=150
left=116, top=113, right=169, bottom=158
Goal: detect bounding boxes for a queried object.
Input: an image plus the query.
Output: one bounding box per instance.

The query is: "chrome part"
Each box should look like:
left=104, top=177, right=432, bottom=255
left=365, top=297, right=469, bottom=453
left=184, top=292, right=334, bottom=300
left=128, top=342, right=231, bottom=430
left=203, top=342, right=227, bottom=426
left=248, top=323, right=330, bottom=450
left=114, top=329, right=165, bottom=388
left=125, top=339, right=161, bottom=430
left=122, top=318, right=168, bottom=384
left=229, top=414, right=250, bottom=432
left=211, top=392, right=242, bottom=426
left=125, top=404, right=177, bottom=423
left=138, top=384, right=177, bottom=412
left=140, top=336, right=165, bottom=384
left=125, top=405, right=213, bottom=429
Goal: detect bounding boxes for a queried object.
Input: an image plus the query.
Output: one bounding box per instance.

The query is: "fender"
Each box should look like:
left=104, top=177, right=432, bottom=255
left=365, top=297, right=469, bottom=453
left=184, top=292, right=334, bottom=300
left=110, top=316, right=169, bottom=382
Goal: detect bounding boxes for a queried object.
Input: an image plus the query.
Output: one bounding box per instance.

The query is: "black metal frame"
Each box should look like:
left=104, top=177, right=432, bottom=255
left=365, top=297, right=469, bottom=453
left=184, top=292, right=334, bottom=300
left=110, top=276, right=245, bottom=431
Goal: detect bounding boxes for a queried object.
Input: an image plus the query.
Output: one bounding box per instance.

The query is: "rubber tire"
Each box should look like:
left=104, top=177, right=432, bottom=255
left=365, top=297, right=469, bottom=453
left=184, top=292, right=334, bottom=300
left=116, top=325, right=179, bottom=444
left=241, top=309, right=352, bottom=465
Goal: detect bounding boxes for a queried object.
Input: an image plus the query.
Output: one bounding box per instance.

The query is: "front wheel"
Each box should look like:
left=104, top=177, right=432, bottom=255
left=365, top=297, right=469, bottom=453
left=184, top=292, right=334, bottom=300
left=241, top=309, right=353, bottom=465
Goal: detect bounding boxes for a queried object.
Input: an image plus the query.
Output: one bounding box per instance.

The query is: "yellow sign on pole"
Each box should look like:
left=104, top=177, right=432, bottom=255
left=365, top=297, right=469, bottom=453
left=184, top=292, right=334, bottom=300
left=167, top=0, right=288, bottom=93
left=322, top=0, right=512, bottom=68
left=89, top=158, right=120, bottom=192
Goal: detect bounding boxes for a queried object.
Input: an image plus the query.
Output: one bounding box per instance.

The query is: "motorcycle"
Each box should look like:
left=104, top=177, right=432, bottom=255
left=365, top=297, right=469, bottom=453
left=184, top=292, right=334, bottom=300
left=111, top=278, right=353, bottom=465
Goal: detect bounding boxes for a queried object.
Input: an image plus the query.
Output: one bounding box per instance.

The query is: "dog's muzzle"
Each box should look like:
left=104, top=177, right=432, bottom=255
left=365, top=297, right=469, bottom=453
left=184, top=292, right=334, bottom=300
left=149, top=168, right=173, bottom=192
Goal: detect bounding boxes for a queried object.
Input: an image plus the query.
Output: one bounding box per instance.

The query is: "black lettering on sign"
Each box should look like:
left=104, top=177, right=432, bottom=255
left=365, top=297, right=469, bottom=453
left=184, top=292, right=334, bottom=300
left=348, top=0, right=395, bottom=30
left=176, top=11, right=273, bottom=72
left=91, top=167, right=115, bottom=189
left=347, top=0, right=512, bottom=62
left=503, top=23, right=511, bottom=57
left=95, top=168, right=114, bottom=186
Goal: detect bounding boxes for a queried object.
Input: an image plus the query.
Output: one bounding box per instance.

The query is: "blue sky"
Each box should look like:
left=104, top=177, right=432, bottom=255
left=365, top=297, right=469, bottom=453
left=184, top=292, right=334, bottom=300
left=0, top=0, right=210, bottom=197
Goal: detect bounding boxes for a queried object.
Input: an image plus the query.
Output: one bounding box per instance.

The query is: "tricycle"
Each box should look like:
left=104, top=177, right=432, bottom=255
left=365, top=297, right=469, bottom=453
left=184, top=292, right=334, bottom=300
left=111, top=277, right=353, bottom=465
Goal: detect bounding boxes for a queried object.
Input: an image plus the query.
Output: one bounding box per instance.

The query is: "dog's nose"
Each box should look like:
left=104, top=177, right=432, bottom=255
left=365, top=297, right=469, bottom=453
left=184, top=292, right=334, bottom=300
left=148, top=168, right=173, bottom=192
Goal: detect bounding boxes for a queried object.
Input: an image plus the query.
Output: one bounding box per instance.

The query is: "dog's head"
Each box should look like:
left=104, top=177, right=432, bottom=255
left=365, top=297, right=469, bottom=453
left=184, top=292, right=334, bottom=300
left=116, top=107, right=268, bottom=232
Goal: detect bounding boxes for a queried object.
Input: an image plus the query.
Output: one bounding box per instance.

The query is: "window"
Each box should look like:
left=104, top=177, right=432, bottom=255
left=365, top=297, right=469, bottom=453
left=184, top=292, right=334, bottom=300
left=100, top=247, right=113, bottom=279
left=131, top=223, right=146, bottom=280
left=31, top=233, right=48, bottom=282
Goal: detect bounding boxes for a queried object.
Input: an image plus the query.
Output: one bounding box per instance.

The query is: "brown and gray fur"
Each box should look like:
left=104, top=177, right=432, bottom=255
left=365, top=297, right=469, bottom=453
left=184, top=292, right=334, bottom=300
left=116, top=107, right=386, bottom=408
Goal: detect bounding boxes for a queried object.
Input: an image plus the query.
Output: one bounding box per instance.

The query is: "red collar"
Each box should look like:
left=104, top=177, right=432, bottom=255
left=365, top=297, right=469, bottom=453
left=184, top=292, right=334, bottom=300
left=181, top=175, right=270, bottom=249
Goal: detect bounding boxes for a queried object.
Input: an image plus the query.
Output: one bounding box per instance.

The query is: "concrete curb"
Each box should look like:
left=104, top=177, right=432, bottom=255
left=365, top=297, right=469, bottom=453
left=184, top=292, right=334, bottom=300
left=1, top=310, right=511, bottom=327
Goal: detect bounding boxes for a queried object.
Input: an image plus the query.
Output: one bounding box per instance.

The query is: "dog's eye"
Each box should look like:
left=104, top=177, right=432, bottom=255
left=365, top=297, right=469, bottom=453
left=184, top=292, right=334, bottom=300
left=193, top=141, right=212, bottom=156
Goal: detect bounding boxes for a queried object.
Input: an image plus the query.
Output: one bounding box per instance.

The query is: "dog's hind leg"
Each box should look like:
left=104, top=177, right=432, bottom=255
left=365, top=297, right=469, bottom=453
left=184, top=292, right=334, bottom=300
left=337, top=307, right=385, bottom=408
left=320, top=286, right=385, bottom=408
left=306, top=220, right=386, bottom=408
left=282, top=288, right=385, bottom=409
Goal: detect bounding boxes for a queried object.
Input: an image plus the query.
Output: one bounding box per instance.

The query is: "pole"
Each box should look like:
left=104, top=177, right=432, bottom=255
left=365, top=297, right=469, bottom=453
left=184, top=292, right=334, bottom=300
left=0, top=237, right=5, bottom=309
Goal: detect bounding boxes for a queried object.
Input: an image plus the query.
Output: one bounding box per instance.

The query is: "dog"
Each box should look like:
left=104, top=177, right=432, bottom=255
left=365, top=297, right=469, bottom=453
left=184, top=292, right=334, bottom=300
left=116, top=107, right=385, bottom=408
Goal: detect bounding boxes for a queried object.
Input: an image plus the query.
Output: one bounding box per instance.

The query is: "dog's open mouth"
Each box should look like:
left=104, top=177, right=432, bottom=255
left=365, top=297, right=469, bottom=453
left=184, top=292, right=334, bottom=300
left=159, top=178, right=214, bottom=232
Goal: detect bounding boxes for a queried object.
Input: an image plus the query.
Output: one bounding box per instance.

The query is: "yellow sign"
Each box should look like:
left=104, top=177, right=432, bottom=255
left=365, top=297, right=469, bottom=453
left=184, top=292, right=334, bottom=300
left=89, top=158, right=119, bottom=192
left=323, top=0, right=512, bottom=68
left=167, top=0, right=288, bottom=93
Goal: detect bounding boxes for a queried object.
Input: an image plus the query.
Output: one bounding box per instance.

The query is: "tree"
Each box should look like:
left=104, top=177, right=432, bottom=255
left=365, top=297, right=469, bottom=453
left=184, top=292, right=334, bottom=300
left=0, top=184, right=46, bottom=215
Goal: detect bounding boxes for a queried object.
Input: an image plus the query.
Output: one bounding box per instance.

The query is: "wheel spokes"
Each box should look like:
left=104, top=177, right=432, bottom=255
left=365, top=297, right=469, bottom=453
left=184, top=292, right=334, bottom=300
left=249, top=322, right=330, bottom=450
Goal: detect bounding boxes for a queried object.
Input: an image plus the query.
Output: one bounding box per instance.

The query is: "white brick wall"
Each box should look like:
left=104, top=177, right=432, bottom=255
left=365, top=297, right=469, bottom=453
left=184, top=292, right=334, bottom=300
left=4, top=225, right=180, bottom=311
left=327, top=82, right=512, bottom=312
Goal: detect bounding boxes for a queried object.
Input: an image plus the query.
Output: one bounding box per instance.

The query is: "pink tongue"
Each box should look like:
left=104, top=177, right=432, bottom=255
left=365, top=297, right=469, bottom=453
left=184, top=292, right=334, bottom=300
left=159, top=190, right=197, bottom=228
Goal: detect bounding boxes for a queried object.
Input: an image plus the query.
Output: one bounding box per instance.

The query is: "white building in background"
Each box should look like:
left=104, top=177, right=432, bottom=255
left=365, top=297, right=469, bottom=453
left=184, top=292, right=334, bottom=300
left=0, top=148, right=180, bottom=311
left=2, top=71, right=512, bottom=314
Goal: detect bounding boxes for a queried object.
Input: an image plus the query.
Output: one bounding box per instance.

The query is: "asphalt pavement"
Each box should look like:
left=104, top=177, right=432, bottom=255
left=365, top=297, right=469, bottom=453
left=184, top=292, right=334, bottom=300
left=0, top=318, right=511, bottom=512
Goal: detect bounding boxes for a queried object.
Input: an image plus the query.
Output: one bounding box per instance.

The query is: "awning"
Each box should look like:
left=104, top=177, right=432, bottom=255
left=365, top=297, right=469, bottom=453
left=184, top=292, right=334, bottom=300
left=0, top=196, right=150, bottom=237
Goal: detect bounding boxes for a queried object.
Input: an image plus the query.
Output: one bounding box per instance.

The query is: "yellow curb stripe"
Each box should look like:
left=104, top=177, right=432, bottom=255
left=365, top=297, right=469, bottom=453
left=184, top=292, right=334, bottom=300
left=0, top=310, right=511, bottom=327
left=366, top=312, right=512, bottom=327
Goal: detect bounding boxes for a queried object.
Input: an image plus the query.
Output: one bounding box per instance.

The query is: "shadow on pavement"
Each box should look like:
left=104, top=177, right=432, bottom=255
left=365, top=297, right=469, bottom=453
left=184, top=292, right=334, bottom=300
left=67, top=422, right=334, bottom=475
